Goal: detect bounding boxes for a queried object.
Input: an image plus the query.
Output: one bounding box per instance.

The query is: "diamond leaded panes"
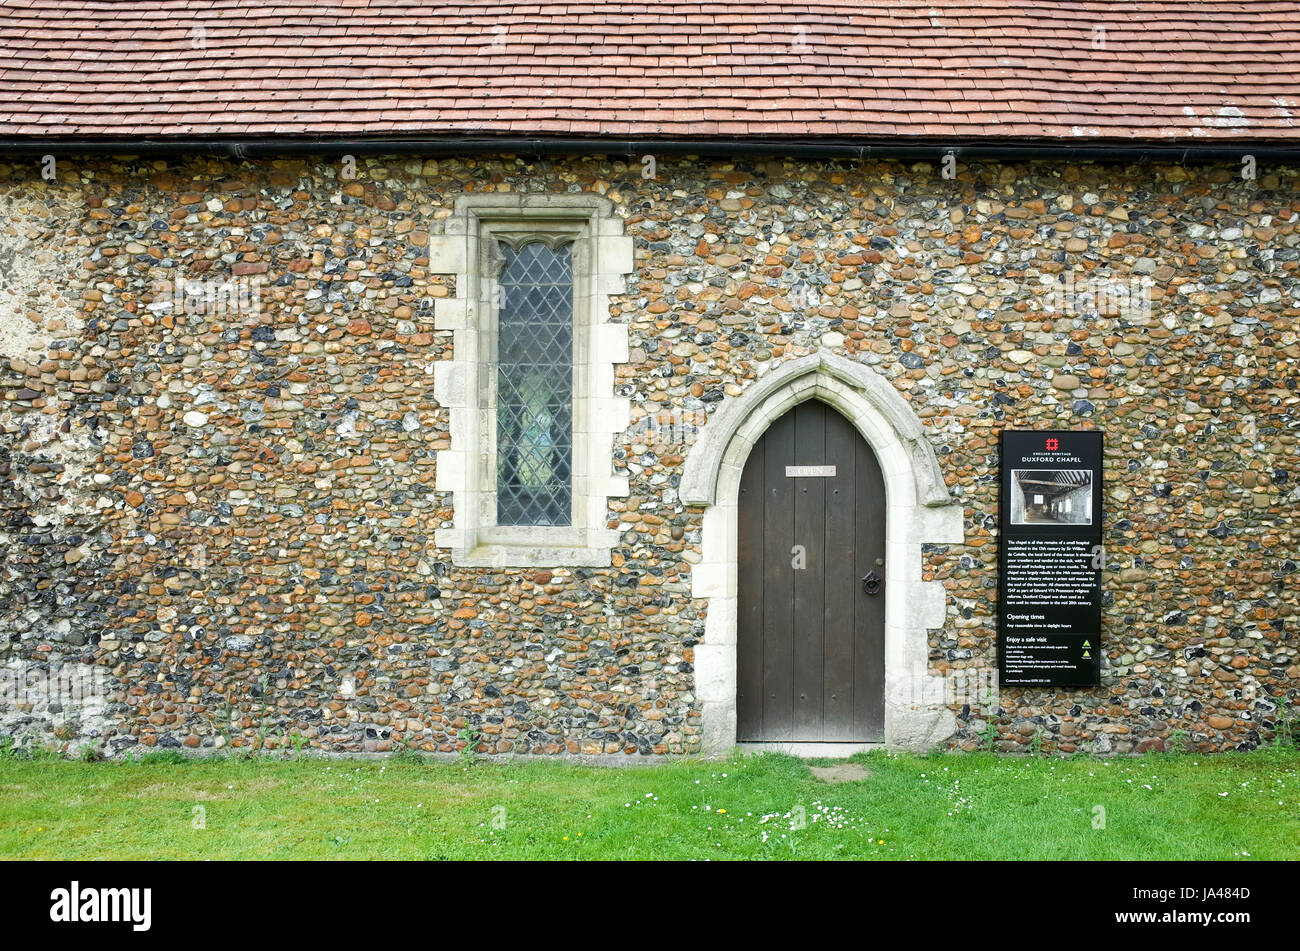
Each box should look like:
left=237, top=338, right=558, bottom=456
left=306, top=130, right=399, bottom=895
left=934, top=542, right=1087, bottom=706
left=496, top=241, right=574, bottom=526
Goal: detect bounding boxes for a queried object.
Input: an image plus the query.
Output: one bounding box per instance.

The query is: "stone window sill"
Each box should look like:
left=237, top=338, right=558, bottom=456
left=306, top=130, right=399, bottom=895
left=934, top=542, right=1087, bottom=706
left=454, top=543, right=613, bottom=569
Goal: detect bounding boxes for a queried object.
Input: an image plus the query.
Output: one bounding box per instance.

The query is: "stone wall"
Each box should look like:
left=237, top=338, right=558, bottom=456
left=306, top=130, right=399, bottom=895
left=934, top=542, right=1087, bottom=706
left=0, top=152, right=1296, bottom=757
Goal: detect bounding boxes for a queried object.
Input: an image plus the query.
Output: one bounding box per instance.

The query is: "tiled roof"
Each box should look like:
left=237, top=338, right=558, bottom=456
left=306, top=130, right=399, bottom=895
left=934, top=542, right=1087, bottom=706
left=2, top=0, right=1300, bottom=142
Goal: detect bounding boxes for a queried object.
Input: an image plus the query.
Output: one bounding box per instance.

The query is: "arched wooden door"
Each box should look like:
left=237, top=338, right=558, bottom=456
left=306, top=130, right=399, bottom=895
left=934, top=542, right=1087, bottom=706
left=736, top=400, right=886, bottom=742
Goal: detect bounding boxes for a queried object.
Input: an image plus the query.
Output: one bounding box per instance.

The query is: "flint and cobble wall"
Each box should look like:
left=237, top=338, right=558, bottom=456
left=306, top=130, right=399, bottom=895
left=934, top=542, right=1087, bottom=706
left=1, top=153, right=1296, bottom=756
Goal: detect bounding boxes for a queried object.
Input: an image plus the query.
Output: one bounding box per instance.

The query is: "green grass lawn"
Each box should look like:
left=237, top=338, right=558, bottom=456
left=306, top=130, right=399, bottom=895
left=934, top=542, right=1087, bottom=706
left=2, top=748, right=1297, bottom=860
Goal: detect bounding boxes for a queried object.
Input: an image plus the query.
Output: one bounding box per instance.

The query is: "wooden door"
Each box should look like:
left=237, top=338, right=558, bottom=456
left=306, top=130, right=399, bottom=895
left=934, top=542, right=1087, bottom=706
left=736, top=401, right=886, bottom=742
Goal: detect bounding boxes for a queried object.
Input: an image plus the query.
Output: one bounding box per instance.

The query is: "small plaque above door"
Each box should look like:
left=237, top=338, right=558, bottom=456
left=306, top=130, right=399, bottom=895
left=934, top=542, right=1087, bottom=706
left=785, top=465, right=836, bottom=478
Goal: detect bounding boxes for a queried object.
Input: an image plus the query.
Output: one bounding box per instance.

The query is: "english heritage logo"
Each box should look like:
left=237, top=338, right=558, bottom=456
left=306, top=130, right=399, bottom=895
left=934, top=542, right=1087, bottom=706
left=49, top=881, right=152, bottom=931
left=1045, top=437, right=1060, bottom=451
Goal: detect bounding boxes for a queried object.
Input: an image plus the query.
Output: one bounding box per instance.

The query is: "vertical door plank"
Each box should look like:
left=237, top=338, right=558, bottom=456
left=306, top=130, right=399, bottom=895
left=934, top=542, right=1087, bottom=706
left=736, top=438, right=765, bottom=741
left=761, top=410, right=796, bottom=741
left=791, top=401, right=826, bottom=741
left=822, top=408, right=858, bottom=741
left=854, top=433, right=887, bottom=741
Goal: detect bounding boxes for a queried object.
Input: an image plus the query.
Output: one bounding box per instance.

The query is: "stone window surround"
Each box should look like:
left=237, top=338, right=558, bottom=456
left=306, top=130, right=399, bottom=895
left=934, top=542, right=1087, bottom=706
left=431, top=194, right=633, bottom=567
left=680, top=352, right=966, bottom=755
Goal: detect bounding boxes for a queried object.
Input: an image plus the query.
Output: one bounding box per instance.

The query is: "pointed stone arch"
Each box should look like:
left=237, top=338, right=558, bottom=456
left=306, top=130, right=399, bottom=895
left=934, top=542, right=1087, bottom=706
left=682, top=351, right=965, bottom=755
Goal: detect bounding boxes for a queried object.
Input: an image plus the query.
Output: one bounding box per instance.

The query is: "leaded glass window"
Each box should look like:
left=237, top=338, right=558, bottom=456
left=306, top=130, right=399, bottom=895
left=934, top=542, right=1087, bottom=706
left=496, top=241, right=574, bottom=526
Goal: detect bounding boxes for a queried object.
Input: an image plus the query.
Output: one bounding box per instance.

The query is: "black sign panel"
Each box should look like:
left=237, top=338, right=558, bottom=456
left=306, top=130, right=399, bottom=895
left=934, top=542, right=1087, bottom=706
left=998, top=430, right=1103, bottom=687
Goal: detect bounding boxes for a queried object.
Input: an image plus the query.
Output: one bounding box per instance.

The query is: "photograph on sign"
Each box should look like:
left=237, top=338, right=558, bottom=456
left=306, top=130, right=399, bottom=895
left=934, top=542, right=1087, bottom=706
left=1009, top=469, right=1094, bottom=526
